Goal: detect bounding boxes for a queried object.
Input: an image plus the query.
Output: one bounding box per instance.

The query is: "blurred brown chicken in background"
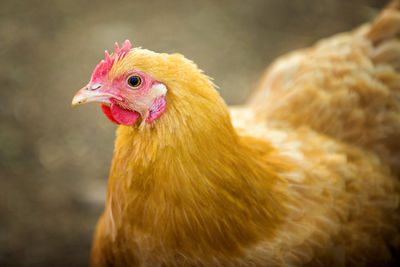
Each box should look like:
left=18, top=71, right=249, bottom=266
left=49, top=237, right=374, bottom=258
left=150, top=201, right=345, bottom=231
left=0, top=0, right=390, bottom=266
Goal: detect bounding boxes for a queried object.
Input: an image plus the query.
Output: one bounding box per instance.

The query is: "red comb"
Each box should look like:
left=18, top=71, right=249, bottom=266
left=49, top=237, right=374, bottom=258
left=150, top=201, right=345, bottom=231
left=114, top=40, right=132, bottom=59
left=91, top=40, right=132, bottom=83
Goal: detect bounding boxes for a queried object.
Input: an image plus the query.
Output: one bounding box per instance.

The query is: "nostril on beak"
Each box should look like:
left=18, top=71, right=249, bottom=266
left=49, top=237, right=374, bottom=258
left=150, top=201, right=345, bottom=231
left=88, top=83, right=102, bottom=91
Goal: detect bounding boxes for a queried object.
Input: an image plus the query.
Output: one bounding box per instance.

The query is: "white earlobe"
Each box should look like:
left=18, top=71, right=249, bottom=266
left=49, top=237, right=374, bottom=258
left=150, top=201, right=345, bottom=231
left=151, top=83, right=167, bottom=96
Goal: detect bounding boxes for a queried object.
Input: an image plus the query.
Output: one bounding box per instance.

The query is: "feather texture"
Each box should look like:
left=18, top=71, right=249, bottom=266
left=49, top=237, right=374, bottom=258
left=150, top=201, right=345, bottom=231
left=83, top=1, right=400, bottom=266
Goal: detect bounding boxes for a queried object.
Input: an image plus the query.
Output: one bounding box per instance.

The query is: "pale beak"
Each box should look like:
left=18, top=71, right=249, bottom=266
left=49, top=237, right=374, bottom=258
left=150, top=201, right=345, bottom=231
left=71, top=85, right=122, bottom=106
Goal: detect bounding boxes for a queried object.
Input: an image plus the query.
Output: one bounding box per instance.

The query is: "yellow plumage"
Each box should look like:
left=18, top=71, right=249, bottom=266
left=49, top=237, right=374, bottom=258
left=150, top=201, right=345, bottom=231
left=88, top=2, right=400, bottom=266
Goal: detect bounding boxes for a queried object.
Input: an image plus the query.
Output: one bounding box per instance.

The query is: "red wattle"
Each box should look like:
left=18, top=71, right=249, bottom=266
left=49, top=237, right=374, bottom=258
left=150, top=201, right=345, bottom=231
left=101, top=105, right=120, bottom=125
left=101, top=104, right=140, bottom=126
left=110, top=103, right=140, bottom=126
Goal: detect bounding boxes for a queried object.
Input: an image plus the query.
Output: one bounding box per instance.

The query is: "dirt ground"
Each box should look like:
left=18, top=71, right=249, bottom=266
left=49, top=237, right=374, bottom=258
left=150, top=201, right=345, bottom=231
left=0, top=0, right=387, bottom=266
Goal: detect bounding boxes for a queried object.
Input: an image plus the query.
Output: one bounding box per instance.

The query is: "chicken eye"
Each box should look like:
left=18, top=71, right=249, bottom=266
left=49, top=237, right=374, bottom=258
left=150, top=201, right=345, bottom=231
left=127, top=75, right=142, bottom=88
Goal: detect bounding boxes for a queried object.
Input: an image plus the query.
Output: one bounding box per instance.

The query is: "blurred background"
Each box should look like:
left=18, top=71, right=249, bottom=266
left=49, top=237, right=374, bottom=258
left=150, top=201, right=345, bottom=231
left=0, top=0, right=389, bottom=266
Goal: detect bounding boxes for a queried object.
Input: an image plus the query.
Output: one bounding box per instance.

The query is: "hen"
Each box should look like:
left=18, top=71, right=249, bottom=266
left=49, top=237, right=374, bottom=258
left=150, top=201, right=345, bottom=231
left=72, top=1, right=400, bottom=266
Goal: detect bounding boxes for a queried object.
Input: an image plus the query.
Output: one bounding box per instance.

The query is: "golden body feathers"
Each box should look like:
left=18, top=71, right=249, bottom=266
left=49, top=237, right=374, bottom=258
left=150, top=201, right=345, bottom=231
left=90, top=2, right=400, bottom=266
